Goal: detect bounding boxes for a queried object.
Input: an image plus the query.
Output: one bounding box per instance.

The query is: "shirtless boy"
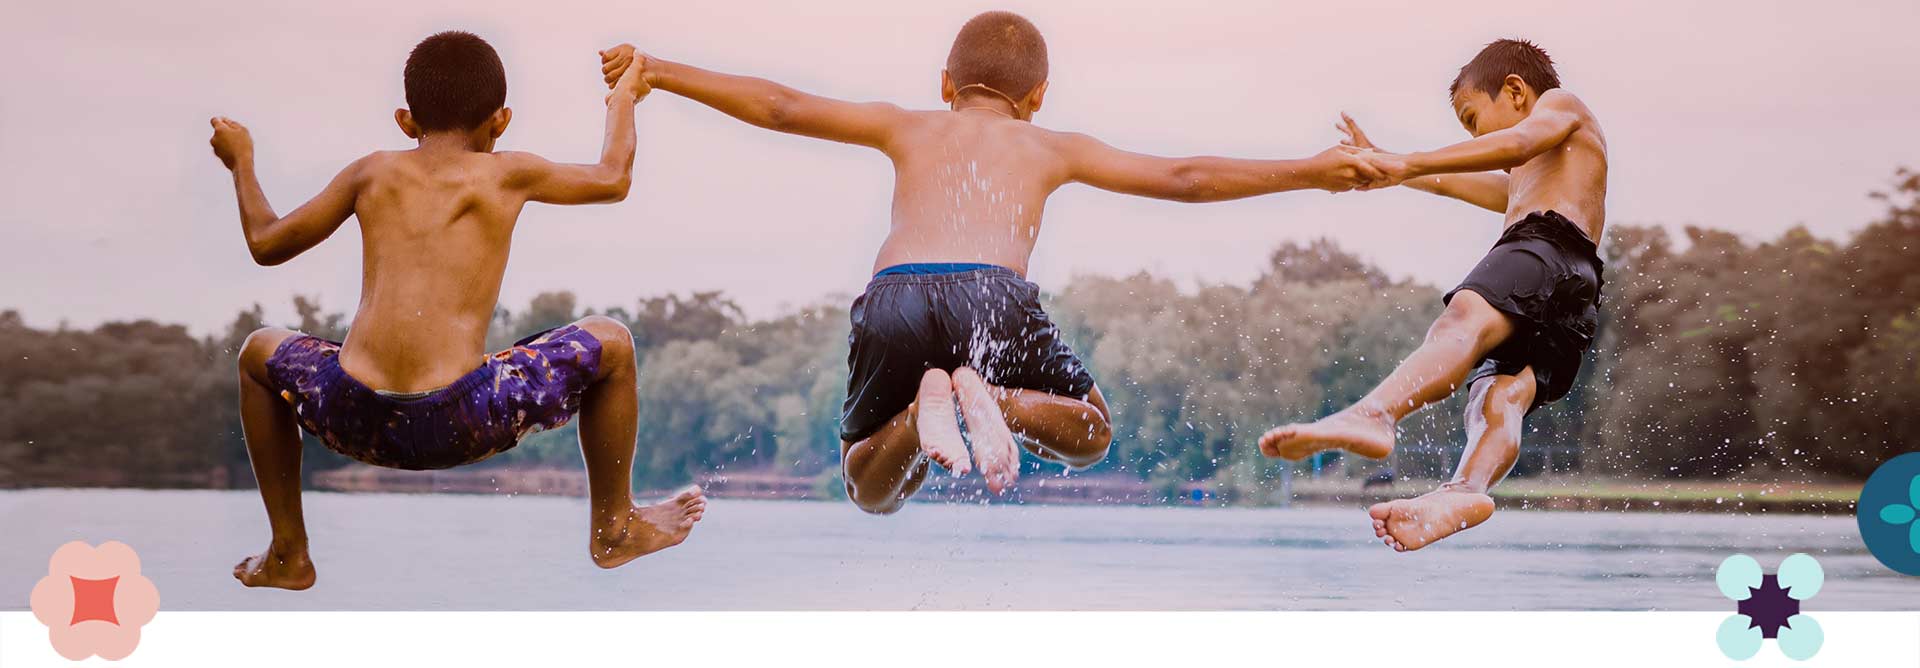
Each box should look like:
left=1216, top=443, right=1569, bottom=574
left=209, top=31, right=704, bottom=589
left=1258, top=39, right=1608, bottom=551
left=600, top=11, right=1381, bottom=513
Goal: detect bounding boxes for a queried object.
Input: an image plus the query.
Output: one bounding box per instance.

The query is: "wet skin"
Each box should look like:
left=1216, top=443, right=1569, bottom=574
left=596, top=44, right=1381, bottom=508
left=1263, top=77, right=1608, bottom=550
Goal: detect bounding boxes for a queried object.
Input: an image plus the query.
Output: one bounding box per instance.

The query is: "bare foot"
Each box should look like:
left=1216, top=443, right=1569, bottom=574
left=915, top=369, right=971, bottom=475
left=951, top=367, right=1019, bottom=494
left=590, top=486, right=707, bottom=568
left=1258, top=407, right=1396, bottom=460
left=1368, top=485, right=1495, bottom=552
left=233, top=542, right=316, bottom=590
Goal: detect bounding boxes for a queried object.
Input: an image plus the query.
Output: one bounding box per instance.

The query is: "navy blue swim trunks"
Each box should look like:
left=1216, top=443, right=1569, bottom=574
left=1445, top=210, right=1605, bottom=411
left=839, top=265, right=1095, bottom=443
left=264, top=324, right=602, bottom=470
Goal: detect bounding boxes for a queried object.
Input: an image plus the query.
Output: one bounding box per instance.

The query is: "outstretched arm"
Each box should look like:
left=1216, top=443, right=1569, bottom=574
left=1401, top=91, right=1583, bottom=177
left=501, top=50, right=650, bottom=205
left=1338, top=113, right=1508, bottom=213
left=1053, top=132, right=1379, bottom=203
left=209, top=117, right=359, bottom=266
left=601, top=45, right=910, bottom=150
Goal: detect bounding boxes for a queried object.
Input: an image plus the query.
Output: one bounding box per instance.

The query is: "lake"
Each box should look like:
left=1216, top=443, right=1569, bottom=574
left=2, top=489, right=1910, bottom=610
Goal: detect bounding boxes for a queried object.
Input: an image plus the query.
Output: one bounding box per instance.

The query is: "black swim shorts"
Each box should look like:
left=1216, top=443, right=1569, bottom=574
left=839, top=266, right=1095, bottom=443
left=1444, top=210, right=1605, bottom=411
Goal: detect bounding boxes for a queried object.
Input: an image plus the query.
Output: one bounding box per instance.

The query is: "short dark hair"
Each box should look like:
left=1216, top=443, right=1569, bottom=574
left=403, top=31, right=507, bottom=132
left=946, top=11, right=1049, bottom=100
left=1450, top=39, right=1560, bottom=100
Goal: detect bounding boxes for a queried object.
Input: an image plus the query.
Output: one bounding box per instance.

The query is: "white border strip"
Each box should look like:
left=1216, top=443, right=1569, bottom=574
left=2, top=611, right=1913, bottom=667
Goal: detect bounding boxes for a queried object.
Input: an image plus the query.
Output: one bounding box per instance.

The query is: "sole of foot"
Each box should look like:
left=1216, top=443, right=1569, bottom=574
left=1258, top=409, right=1396, bottom=461
left=591, top=485, right=707, bottom=569
left=915, top=369, right=971, bottom=476
left=951, top=366, right=1018, bottom=494
left=1368, top=487, right=1495, bottom=552
left=233, top=545, right=316, bottom=590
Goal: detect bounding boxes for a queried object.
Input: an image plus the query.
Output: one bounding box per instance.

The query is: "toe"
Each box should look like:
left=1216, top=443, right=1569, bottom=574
left=1367, top=502, right=1393, bottom=521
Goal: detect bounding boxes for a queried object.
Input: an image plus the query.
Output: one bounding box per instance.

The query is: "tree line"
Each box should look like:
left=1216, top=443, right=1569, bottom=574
left=2, top=170, right=1914, bottom=494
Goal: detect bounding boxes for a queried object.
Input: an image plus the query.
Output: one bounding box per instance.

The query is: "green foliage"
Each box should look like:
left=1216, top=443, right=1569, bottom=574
left=2, top=170, right=1915, bottom=490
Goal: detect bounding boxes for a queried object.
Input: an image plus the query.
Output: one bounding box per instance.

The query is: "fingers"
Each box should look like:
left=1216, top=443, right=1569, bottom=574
left=601, top=53, right=629, bottom=76
left=1351, top=156, right=1387, bottom=184
left=599, top=43, right=634, bottom=64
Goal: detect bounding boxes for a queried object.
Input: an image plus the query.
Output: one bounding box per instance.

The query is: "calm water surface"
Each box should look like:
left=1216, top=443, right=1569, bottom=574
left=2, top=489, right=1910, bottom=610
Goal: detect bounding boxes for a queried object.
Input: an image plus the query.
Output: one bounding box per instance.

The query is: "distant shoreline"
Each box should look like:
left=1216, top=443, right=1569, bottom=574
left=293, top=467, right=1860, bottom=516
left=5, top=465, right=1860, bottom=515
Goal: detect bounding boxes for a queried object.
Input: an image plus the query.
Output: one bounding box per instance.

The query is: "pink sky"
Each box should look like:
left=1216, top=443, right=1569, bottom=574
left=3, top=0, right=1916, bottom=332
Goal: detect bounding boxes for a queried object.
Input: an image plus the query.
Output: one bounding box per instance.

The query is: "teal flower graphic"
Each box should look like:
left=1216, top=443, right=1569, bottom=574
left=1876, top=473, right=1920, bottom=554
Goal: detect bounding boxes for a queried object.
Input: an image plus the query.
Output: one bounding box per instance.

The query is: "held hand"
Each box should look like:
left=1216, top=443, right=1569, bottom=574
left=1315, top=145, right=1390, bottom=192
left=209, top=117, right=253, bottom=170
left=599, top=44, right=650, bottom=100
left=1350, top=148, right=1414, bottom=190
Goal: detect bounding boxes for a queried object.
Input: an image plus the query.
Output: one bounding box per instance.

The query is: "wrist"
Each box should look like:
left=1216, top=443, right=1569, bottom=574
left=644, top=57, right=673, bottom=90
left=1402, top=152, right=1433, bottom=179
left=607, top=90, right=638, bottom=106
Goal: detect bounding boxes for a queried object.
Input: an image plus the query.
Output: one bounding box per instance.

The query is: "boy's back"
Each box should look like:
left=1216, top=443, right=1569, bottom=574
left=336, top=149, right=524, bottom=390
left=874, top=110, right=1058, bottom=275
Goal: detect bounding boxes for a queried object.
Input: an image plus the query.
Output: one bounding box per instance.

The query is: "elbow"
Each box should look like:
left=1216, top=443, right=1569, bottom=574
left=1167, top=162, right=1211, bottom=203
left=244, top=233, right=287, bottom=266
left=605, top=173, right=634, bottom=203
left=761, top=90, right=800, bottom=132
left=248, top=245, right=290, bottom=267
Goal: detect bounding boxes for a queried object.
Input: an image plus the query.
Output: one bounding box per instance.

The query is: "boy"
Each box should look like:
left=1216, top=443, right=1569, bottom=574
left=1258, top=39, right=1608, bottom=551
left=208, top=31, right=705, bottom=590
left=599, top=11, right=1382, bottom=514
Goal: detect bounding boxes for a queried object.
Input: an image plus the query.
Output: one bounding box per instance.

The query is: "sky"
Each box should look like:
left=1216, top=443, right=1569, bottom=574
left=3, top=0, right=1917, bottom=333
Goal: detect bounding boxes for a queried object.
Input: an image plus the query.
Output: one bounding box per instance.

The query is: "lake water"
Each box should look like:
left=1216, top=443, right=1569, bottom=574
left=2, top=489, right=1911, bottom=611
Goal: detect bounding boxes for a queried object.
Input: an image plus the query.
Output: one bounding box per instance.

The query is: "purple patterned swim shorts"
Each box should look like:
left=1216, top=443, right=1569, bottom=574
left=264, top=325, right=602, bottom=470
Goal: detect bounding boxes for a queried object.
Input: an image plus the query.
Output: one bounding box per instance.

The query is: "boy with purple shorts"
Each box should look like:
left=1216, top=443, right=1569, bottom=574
left=209, top=31, right=705, bottom=589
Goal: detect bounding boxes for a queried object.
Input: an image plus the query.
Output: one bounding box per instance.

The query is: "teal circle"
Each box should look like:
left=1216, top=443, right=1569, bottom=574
left=1858, top=452, right=1920, bottom=576
left=1778, top=614, right=1824, bottom=661
left=1715, top=615, right=1763, bottom=661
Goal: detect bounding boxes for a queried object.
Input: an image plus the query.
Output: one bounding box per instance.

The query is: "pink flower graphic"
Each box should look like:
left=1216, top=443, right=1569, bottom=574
left=29, top=541, right=160, bottom=661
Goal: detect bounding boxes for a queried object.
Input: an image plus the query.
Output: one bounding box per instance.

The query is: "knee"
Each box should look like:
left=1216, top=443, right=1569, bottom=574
left=575, top=316, right=634, bottom=366
left=847, top=481, right=906, bottom=515
left=1428, top=300, right=1497, bottom=346
left=238, top=327, right=295, bottom=375
left=1080, top=414, right=1114, bottom=459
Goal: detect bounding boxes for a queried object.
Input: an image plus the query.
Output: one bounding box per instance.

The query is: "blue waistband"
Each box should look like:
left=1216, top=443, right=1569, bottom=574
left=874, top=262, right=1002, bottom=277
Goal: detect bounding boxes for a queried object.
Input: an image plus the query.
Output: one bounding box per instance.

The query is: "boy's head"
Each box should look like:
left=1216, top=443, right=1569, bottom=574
left=396, top=31, right=511, bottom=144
left=1448, top=39, right=1560, bottom=137
left=941, top=11, right=1049, bottom=120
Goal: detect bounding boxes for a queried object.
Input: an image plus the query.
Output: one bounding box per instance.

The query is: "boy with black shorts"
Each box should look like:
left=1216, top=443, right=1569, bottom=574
left=599, top=11, right=1381, bottom=513
left=1259, top=39, right=1609, bottom=551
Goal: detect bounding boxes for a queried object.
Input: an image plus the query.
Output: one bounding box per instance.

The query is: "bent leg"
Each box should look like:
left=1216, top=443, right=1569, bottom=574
left=841, top=370, right=960, bottom=514
left=993, top=383, right=1112, bottom=469
left=233, top=327, right=317, bottom=590
left=1260, top=289, right=1516, bottom=461
left=1369, top=369, right=1534, bottom=552
left=572, top=315, right=705, bottom=568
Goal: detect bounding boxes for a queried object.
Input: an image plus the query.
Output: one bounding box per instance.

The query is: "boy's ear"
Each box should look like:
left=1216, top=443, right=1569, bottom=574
left=1023, top=80, right=1049, bottom=116
left=395, top=109, right=421, bottom=139
left=1502, top=74, right=1531, bottom=109
left=489, top=108, right=513, bottom=139
left=940, top=70, right=957, bottom=104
